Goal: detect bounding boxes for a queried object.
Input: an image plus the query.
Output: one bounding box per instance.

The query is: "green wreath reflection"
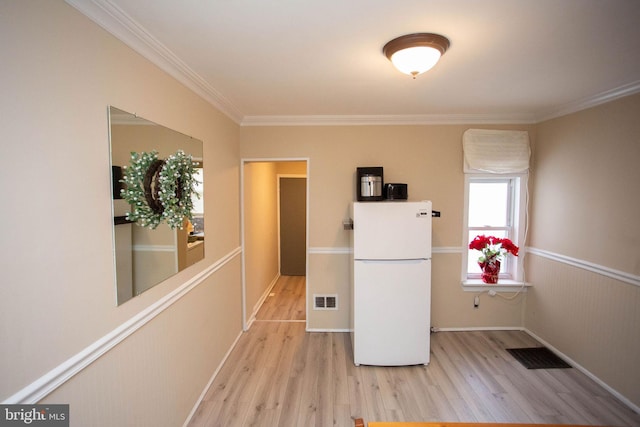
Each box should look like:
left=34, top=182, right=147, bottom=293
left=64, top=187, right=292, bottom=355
left=121, top=150, right=200, bottom=229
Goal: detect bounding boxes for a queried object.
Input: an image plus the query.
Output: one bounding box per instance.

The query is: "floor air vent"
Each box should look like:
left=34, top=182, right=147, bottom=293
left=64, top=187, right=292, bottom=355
left=313, top=294, right=338, bottom=310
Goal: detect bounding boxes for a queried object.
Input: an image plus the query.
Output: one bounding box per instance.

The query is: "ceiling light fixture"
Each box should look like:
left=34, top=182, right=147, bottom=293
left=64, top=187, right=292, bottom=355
left=383, top=33, right=450, bottom=79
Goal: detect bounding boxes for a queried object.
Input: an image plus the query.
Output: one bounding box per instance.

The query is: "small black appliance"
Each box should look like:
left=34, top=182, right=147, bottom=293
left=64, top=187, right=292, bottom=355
left=384, top=183, right=408, bottom=200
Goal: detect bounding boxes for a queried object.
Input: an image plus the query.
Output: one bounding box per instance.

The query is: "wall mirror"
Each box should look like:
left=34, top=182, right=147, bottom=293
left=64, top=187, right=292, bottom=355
left=109, top=106, right=204, bottom=305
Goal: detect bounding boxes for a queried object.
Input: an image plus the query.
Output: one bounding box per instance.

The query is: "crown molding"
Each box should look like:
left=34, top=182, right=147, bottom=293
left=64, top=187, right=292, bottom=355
left=534, top=80, right=640, bottom=123
left=242, top=80, right=640, bottom=126
left=66, top=1, right=640, bottom=128
left=65, top=0, right=243, bottom=124
left=242, top=81, right=640, bottom=126
left=240, top=112, right=538, bottom=127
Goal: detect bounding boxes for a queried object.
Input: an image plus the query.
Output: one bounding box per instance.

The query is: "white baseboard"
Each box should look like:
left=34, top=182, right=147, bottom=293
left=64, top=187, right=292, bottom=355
left=523, top=328, right=640, bottom=415
left=307, top=246, right=464, bottom=255
left=254, top=319, right=305, bottom=323
left=432, top=326, right=639, bottom=414
left=245, top=273, right=281, bottom=327
left=305, top=328, right=351, bottom=333
left=433, top=326, right=525, bottom=332
left=186, top=324, right=638, bottom=425
left=182, top=329, right=244, bottom=427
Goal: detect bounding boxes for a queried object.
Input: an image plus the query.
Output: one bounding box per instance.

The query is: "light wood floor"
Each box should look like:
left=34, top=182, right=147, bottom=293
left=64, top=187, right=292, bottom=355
left=188, top=277, right=639, bottom=427
left=256, top=275, right=306, bottom=321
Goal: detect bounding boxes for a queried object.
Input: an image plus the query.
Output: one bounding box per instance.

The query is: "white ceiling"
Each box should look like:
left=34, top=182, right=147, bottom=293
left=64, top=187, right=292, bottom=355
left=69, top=0, right=640, bottom=125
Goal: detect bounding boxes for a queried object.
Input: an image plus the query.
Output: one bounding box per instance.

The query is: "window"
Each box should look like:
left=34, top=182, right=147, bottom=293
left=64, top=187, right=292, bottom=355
left=461, top=128, right=530, bottom=286
left=191, top=165, right=204, bottom=215
left=462, top=174, right=526, bottom=283
left=190, top=163, right=204, bottom=234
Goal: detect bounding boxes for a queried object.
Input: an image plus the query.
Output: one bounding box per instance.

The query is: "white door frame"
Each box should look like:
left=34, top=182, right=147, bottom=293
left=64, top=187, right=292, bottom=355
left=240, top=157, right=310, bottom=331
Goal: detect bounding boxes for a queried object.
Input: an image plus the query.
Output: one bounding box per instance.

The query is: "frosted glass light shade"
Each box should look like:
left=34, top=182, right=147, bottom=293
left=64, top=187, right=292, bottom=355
left=383, top=33, right=450, bottom=78
left=390, top=46, right=442, bottom=77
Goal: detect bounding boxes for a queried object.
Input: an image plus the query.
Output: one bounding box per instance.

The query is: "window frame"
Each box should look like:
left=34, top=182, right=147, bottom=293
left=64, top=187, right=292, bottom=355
left=191, top=161, right=204, bottom=215
left=461, top=173, right=527, bottom=285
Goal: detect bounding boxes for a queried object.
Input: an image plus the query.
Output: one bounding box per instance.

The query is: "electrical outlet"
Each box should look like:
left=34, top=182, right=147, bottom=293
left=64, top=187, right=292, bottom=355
left=473, top=295, right=480, bottom=308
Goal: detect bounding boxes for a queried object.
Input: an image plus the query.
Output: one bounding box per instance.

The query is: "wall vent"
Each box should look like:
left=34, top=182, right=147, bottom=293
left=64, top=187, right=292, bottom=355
left=313, top=294, right=338, bottom=310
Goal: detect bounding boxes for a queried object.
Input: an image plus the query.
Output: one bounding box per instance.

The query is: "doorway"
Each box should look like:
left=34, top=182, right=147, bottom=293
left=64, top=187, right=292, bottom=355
left=241, top=159, right=309, bottom=330
left=279, top=175, right=306, bottom=276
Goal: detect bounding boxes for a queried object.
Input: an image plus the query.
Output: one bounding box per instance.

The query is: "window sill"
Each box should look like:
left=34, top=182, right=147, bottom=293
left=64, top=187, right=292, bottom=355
left=461, top=279, right=531, bottom=292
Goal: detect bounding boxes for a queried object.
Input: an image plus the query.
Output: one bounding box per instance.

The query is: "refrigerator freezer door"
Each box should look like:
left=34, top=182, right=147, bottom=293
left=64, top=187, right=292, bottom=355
left=353, top=201, right=431, bottom=260
left=353, top=259, right=431, bottom=366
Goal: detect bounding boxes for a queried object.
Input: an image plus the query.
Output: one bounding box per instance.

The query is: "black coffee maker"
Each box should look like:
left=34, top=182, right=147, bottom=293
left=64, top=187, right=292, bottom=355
left=356, top=167, right=384, bottom=201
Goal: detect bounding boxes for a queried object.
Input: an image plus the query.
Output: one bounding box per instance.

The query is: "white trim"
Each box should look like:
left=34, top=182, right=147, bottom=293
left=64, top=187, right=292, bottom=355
left=524, top=328, right=640, bottom=415
left=534, top=80, right=640, bottom=123
left=65, top=0, right=243, bottom=123
left=64, top=1, right=640, bottom=127
left=239, top=81, right=640, bottom=126
left=433, top=326, right=525, bottom=332
left=240, top=158, right=311, bottom=332
left=305, top=328, right=351, bottom=333
left=246, top=274, right=280, bottom=326
left=182, top=329, right=244, bottom=427
left=422, top=326, right=640, bottom=414
left=462, top=174, right=528, bottom=284
left=307, top=246, right=464, bottom=255
left=241, top=157, right=309, bottom=163
left=432, top=246, right=464, bottom=254
left=309, top=247, right=351, bottom=254
left=3, top=246, right=242, bottom=404
left=131, top=244, right=176, bottom=252
left=244, top=314, right=256, bottom=331
left=253, top=319, right=306, bottom=323
left=527, top=247, right=640, bottom=287
left=240, top=113, right=537, bottom=127
left=460, top=281, right=530, bottom=293
left=239, top=162, right=248, bottom=331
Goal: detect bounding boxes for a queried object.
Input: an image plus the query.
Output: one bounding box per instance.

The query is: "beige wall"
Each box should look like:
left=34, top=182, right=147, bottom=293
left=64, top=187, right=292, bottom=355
left=243, top=162, right=279, bottom=322
left=110, top=122, right=201, bottom=167
left=0, top=2, right=241, bottom=425
left=240, top=124, right=534, bottom=330
left=530, top=94, right=640, bottom=273
left=526, top=94, right=640, bottom=408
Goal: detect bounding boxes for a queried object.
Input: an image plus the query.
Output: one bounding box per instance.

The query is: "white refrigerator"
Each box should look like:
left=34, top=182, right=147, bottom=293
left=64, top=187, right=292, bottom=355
left=351, top=201, right=432, bottom=366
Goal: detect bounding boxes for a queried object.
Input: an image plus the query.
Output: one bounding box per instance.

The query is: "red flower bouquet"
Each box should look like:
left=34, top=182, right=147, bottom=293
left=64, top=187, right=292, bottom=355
left=469, top=235, right=519, bottom=284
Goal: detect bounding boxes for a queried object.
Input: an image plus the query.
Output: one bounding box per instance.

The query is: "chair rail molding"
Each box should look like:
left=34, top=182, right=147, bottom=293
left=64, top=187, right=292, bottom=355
left=3, top=246, right=242, bottom=404
left=526, top=246, right=640, bottom=287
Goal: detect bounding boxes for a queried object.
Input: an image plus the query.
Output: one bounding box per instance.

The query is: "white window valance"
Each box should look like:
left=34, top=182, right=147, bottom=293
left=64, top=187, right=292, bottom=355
left=463, top=129, right=531, bottom=174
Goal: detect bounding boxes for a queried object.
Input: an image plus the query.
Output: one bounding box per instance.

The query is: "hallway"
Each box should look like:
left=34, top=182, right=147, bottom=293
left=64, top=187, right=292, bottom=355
left=256, top=275, right=306, bottom=321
